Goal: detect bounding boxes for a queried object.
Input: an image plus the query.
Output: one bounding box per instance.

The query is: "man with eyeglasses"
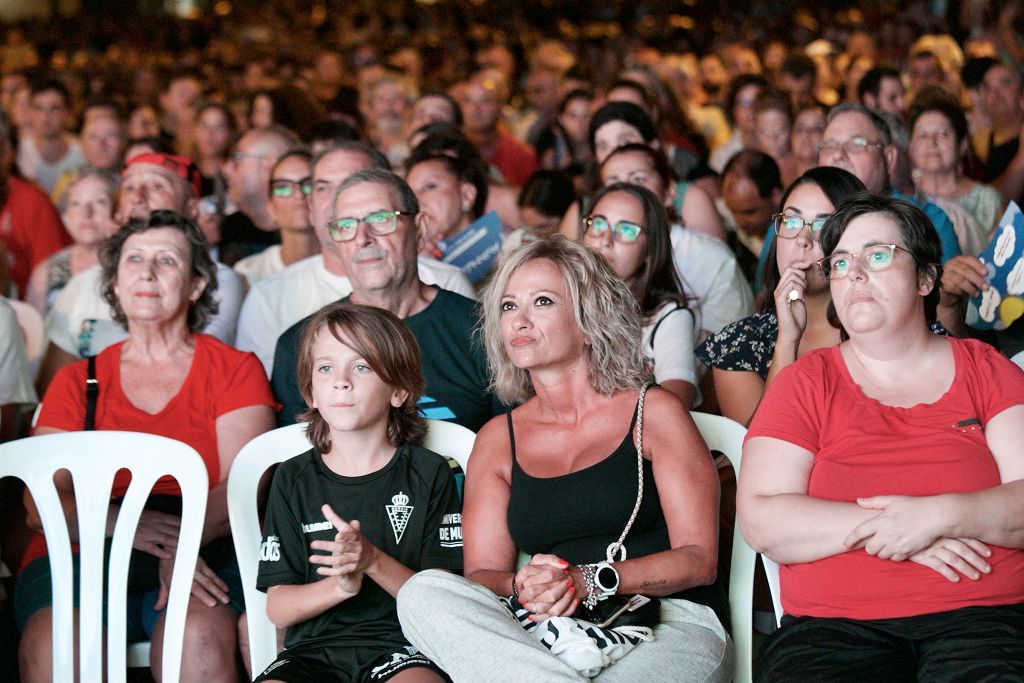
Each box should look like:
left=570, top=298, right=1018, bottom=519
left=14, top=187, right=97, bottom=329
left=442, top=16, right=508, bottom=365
left=817, top=104, right=959, bottom=264
left=269, top=168, right=500, bottom=431
left=233, top=150, right=318, bottom=286
left=220, top=126, right=299, bottom=266
left=235, top=142, right=473, bottom=376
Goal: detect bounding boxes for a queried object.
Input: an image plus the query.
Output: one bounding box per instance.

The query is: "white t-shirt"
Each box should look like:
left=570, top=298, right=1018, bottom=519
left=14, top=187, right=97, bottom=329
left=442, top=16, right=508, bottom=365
left=233, top=244, right=286, bottom=286
left=642, top=301, right=699, bottom=391
left=0, top=298, right=37, bottom=404
left=235, top=254, right=476, bottom=375
left=17, top=136, right=85, bottom=196
left=45, top=261, right=246, bottom=357
left=671, top=224, right=753, bottom=338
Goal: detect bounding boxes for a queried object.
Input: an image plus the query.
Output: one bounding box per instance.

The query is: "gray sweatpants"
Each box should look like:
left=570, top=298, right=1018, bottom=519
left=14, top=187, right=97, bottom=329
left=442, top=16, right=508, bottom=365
left=397, top=569, right=733, bottom=683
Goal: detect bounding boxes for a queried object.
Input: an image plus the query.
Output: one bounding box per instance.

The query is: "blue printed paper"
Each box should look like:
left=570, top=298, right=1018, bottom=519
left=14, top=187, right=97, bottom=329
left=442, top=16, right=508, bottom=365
left=967, top=202, right=1024, bottom=331
left=436, top=210, right=503, bottom=283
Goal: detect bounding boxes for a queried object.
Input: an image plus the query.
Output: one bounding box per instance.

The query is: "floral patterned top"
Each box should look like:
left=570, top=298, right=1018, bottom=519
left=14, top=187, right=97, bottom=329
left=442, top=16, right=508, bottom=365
left=697, top=310, right=779, bottom=379
left=697, top=310, right=950, bottom=380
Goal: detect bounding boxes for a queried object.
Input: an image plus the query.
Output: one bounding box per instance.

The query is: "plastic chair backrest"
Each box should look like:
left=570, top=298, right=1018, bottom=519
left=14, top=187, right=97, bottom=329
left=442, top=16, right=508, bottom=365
left=763, top=555, right=783, bottom=627
left=228, top=419, right=476, bottom=678
left=5, top=296, right=45, bottom=378
left=690, top=411, right=755, bottom=683
left=0, top=431, right=207, bottom=683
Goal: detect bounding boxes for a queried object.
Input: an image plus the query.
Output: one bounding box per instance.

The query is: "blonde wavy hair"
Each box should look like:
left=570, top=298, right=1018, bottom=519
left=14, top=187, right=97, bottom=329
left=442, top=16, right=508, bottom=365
left=479, top=235, right=649, bottom=405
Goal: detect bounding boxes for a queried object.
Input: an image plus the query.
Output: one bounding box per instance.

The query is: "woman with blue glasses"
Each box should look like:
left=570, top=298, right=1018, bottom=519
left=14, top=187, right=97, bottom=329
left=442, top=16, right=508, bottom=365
left=583, top=182, right=699, bottom=409
left=740, top=193, right=1024, bottom=681
left=698, top=167, right=866, bottom=425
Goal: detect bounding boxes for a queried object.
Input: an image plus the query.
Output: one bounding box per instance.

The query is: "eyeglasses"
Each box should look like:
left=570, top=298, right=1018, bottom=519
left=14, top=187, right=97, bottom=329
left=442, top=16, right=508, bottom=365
left=326, top=210, right=413, bottom=242
left=816, top=136, right=885, bottom=155
left=583, top=215, right=643, bottom=243
left=773, top=213, right=827, bottom=240
left=817, top=243, right=915, bottom=279
left=271, top=178, right=312, bottom=198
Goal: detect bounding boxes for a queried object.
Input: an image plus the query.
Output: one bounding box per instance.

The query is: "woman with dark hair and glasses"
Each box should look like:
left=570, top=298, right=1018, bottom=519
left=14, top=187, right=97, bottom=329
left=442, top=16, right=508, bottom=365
left=583, top=182, right=698, bottom=408
left=739, top=193, right=1024, bottom=681
left=698, top=167, right=866, bottom=426
left=233, top=149, right=316, bottom=286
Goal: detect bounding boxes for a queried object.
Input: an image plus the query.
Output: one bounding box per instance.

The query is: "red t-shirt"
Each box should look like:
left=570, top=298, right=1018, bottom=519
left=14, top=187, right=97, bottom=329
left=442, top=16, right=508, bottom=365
left=489, top=133, right=538, bottom=188
left=0, top=176, right=71, bottom=296
left=747, top=337, right=1024, bottom=620
left=24, top=334, right=276, bottom=569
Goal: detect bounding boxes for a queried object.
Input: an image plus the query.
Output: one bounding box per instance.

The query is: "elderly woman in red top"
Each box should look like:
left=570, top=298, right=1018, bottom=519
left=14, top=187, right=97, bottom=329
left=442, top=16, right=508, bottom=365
left=739, top=193, right=1024, bottom=681
left=16, top=210, right=275, bottom=683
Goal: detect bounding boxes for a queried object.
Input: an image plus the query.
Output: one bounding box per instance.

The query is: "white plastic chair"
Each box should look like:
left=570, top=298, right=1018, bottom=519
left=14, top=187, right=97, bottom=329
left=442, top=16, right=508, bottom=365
left=763, top=555, right=783, bottom=628
left=690, top=411, right=755, bottom=683
left=1, top=431, right=207, bottom=683
left=228, top=419, right=476, bottom=678
left=4, top=296, right=45, bottom=379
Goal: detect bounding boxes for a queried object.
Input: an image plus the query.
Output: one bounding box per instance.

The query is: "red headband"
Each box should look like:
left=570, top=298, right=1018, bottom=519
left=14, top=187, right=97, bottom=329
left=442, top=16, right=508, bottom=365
left=125, top=152, right=202, bottom=199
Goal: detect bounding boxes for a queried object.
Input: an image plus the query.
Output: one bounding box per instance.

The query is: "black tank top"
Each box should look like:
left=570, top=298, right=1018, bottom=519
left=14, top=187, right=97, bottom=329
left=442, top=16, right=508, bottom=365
left=504, top=396, right=729, bottom=623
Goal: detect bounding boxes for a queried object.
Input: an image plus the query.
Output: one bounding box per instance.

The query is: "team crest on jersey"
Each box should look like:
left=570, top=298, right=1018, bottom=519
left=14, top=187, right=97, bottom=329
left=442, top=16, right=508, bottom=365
left=385, top=491, right=413, bottom=544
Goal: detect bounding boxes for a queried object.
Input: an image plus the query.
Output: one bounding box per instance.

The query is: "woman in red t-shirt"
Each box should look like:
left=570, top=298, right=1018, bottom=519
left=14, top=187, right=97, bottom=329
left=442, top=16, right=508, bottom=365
left=740, top=193, right=1024, bottom=681
left=16, top=210, right=275, bottom=682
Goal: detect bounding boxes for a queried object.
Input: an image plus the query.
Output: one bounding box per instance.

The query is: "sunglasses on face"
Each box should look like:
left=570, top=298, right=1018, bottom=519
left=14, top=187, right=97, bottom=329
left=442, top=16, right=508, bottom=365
left=583, top=215, right=644, bottom=243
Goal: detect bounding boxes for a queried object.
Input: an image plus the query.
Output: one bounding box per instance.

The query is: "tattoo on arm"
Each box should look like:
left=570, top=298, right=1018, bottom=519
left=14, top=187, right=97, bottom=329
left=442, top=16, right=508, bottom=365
left=641, top=578, right=667, bottom=588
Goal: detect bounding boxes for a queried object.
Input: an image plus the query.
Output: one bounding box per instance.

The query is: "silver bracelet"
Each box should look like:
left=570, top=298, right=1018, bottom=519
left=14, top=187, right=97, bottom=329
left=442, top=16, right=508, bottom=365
left=579, top=564, right=598, bottom=610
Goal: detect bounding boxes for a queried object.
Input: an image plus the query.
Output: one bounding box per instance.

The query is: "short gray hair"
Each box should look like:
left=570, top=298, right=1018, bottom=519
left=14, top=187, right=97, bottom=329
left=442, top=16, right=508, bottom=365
left=479, top=235, right=649, bottom=405
left=826, top=103, right=892, bottom=146
left=332, top=168, right=419, bottom=221
left=311, top=140, right=390, bottom=177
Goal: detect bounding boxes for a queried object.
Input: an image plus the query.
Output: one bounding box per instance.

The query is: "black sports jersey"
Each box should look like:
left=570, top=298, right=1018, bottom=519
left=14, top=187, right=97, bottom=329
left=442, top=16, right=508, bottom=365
left=257, top=443, right=463, bottom=651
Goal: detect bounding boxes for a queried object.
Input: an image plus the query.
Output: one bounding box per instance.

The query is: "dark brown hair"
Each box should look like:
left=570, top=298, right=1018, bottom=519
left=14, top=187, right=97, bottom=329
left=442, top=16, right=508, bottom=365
left=297, top=303, right=427, bottom=453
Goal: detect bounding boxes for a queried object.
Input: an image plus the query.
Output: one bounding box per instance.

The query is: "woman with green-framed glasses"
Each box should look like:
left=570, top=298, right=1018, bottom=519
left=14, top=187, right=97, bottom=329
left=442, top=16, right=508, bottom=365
left=740, top=193, right=1024, bottom=682
left=583, top=182, right=699, bottom=409
left=698, top=167, right=866, bottom=426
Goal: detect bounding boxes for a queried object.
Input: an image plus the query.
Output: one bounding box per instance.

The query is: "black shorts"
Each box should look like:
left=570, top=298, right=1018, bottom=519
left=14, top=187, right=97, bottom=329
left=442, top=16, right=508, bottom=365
left=755, top=602, right=1024, bottom=683
left=254, top=642, right=448, bottom=683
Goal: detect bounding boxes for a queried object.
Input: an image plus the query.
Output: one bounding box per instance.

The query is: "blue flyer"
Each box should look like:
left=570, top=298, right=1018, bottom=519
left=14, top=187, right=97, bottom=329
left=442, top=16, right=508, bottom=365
left=435, top=210, right=503, bottom=283
left=967, top=201, right=1024, bottom=331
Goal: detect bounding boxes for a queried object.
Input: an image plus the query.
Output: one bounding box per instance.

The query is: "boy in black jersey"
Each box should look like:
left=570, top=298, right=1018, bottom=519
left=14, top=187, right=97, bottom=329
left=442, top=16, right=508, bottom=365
left=255, top=303, right=462, bottom=683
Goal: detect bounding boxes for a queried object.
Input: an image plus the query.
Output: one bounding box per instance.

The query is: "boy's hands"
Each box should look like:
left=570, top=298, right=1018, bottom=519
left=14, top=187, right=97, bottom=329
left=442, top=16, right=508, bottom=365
left=308, top=504, right=379, bottom=595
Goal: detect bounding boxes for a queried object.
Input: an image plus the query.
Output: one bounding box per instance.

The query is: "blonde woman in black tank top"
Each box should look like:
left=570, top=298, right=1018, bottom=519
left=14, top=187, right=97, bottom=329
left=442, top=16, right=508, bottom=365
left=397, top=236, right=732, bottom=682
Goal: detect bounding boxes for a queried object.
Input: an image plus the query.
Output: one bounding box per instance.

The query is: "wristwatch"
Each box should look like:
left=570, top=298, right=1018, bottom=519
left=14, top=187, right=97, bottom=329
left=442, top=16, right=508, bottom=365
left=592, top=561, right=620, bottom=601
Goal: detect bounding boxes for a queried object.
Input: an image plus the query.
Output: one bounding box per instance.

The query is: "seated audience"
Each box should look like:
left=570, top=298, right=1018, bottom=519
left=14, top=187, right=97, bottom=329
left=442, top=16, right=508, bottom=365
left=908, top=89, right=1003, bottom=256
left=270, top=169, right=500, bottom=431
left=405, top=151, right=490, bottom=258
left=599, top=143, right=752, bottom=338
left=18, top=210, right=275, bottom=682
left=254, top=303, right=460, bottom=683
left=397, top=236, right=732, bottom=681
left=40, top=153, right=245, bottom=385
left=699, top=167, right=866, bottom=426
left=583, top=182, right=700, bottom=407
left=504, top=170, right=575, bottom=251
left=740, top=193, right=1024, bottom=681
left=25, top=169, right=119, bottom=314
left=233, top=150, right=318, bottom=285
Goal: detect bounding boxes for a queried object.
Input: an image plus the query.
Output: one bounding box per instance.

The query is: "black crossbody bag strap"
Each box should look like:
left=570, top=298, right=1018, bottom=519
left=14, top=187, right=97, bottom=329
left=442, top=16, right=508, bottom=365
left=85, top=356, right=98, bottom=431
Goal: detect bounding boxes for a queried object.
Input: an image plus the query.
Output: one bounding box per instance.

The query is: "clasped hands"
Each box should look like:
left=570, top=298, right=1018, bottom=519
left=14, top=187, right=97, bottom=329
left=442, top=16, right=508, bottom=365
left=513, top=553, right=582, bottom=621
left=844, top=494, right=992, bottom=583
left=308, top=503, right=375, bottom=596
